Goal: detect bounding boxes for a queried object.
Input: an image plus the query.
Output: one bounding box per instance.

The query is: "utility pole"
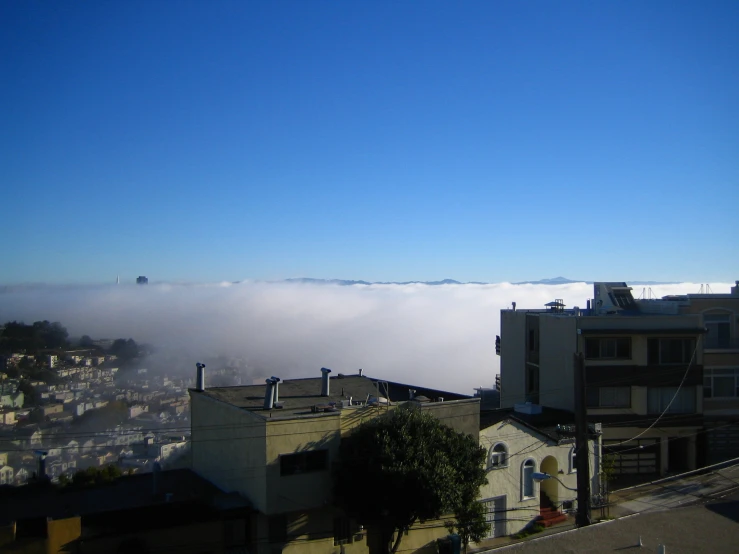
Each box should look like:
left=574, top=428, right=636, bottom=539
left=573, top=352, right=591, bottom=526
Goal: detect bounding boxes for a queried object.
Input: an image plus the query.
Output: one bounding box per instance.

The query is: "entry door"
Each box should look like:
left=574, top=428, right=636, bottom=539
left=483, top=495, right=507, bottom=539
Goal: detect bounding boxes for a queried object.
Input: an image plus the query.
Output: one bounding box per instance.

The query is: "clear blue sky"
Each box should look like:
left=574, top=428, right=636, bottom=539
left=2, top=0, right=737, bottom=284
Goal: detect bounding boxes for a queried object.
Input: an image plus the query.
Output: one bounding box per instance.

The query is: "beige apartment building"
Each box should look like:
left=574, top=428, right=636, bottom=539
left=660, top=281, right=739, bottom=462
left=190, top=368, right=479, bottom=554
left=497, top=282, right=739, bottom=479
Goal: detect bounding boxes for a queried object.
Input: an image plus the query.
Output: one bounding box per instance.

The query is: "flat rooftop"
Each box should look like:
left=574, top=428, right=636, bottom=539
left=194, top=373, right=472, bottom=419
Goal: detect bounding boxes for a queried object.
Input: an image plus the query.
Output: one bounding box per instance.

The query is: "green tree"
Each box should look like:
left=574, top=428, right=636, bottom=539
left=109, top=338, right=139, bottom=361
left=70, top=464, right=123, bottom=488
left=334, top=406, right=488, bottom=554
left=78, top=335, right=95, bottom=348
left=445, top=496, right=490, bottom=554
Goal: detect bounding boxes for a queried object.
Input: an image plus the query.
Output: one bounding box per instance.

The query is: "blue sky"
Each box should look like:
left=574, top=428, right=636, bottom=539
left=2, top=0, right=737, bottom=284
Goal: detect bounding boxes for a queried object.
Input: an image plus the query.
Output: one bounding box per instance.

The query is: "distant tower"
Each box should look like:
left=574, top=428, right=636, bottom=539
left=116, top=275, right=120, bottom=285
left=136, top=276, right=148, bottom=285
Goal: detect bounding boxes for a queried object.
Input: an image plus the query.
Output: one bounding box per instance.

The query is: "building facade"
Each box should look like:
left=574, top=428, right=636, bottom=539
left=190, top=370, right=480, bottom=554
left=497, top=282, right=737, bottom=478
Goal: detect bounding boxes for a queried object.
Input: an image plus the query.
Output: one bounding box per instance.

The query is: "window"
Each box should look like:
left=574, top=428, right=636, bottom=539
left=489, top=443, right=508, bottom=469
left=647, top=338, right=696, bottom=365
left=522, top=459, right=535, bottom=499
left=647, top=387, right=696, bottom=414
left=585, top=338, right=631, bottom=359
left=586, top=387, right=630, bottom=408
left=333, top=517, right=353, bottom=546
left=570, top=447, right=577, bottom=473
left=705, top=314, right=732, bottom=349
left=704, top=369, right=739, bottom=398
left=280, top=450, right=328, bottom=476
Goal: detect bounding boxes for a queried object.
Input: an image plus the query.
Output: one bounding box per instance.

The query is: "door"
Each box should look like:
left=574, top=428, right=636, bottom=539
left=482, top=495, right=507, bottom=539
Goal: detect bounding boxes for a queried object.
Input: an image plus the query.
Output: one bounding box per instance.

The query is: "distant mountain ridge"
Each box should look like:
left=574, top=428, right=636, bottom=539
left=280, top=277, right=678, bottom=286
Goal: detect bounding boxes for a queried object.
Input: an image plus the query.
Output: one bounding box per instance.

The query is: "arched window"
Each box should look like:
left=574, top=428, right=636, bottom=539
left=570, top=447, right=577, bottom=473
left=522, top=459, right=536, bottom=499
left=489, top=443, right=508, bottom=468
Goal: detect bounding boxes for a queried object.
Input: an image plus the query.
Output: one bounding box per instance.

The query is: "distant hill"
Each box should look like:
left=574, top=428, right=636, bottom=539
left=279, top=277, right=678, bottom=286
left=512, top=276, right=583, bottom=285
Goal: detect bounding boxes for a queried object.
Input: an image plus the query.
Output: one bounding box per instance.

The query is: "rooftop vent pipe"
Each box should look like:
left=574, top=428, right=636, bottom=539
left=358, top=368, right=363, bottom=377
left=264, top=378, right=276, bottom=409
left=408, top=389, right=416, bottom=400
left=196, top=363, right=206, bottom=391
left=320, top=368, right=332, bottom=397
left=271, top=376, right=281, bottom=404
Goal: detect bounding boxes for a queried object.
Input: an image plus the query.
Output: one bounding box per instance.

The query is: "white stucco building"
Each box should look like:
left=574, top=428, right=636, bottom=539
left=477, top=405, right=600, bottom=539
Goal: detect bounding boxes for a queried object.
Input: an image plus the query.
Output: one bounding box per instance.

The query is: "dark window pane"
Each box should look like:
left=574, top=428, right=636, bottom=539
left=586, top=339, right=599, bottom=358
left=587, top=387, right=599, bottom=407
left=647, top=339, right=659, bottom=364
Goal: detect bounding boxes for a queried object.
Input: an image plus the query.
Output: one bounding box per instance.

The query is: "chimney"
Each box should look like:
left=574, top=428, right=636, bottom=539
left=586, top=299, right=591, bottom=314
left=358, top=368, right=363, bottom=377
left=271, top=376, right=281, bottom=404
left=264, top=378, right=275, bottom=409
left=732, top=281, right=739, bottom=296
left=320, top=368, right=332, bottom=397
left=195, top=363, right=206, bottom=391
left=408, top=389, right=416, bottom=400
left=35, top=450, right=48, bottom=480
left=512, top=302, right=517, bottom=311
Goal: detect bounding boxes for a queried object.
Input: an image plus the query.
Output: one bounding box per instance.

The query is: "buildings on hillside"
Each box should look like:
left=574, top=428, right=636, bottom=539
left=498, top=281, right=739, bottom=478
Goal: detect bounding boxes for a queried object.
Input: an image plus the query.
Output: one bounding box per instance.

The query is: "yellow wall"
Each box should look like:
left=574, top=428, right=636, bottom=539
left=190, top=391, right=269, bottom=511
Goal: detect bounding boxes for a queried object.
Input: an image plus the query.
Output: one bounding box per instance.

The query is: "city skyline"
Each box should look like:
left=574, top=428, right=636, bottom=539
left=2, top=1, right=737, bottom=284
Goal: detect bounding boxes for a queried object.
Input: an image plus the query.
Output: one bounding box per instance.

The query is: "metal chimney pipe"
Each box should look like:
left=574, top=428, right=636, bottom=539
left=271, top=376, right=281, bottom=404
left=196, top=363, right=206, bottom=391
left=264, top=378, right=275, bottom=409
left=408, top=389, right=416, bottom=400
left=320, top=368, right=332, bottom=397
left=358, top=368, right=363, bottom=377
left=35, top=450, right=48, bottom=480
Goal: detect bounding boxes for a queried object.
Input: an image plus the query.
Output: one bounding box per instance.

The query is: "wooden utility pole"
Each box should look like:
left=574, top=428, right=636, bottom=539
left=573, top=352, right=592, bottom=526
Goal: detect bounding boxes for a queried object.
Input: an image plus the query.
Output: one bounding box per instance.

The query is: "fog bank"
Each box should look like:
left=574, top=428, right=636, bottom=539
left=0, top=281, right=730, bottom=394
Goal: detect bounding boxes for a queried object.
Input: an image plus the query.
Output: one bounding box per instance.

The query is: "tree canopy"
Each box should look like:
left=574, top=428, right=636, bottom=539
left=334, top=406, right=488, bottom=554
left=0, top=320, right=69, bottom=354
left=109, top=338, right=139, bottom=361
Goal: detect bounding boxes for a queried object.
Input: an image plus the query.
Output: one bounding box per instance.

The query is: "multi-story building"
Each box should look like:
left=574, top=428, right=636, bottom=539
left=190, top=368, right=479, bottom=554
left=497, top=281, right=737, bottom=479
left=657, top=281, right=739, bottom=463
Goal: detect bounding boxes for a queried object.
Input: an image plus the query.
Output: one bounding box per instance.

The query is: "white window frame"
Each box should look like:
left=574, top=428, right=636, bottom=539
left=704, top=312, right=733, bottom=349
left=489, top=442, right=508, bottom=469
left=704, top=368, right=739, bottom=399
left=521, top=458, right=536, bottom=500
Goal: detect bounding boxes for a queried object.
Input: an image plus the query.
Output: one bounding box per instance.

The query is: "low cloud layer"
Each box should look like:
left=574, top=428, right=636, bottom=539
left=0, top=281, right=731, bottom=394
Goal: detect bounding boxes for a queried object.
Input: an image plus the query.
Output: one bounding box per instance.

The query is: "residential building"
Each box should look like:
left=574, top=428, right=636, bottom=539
left=476, top=405, right=600, bottom=542
left=190, top=368, right=479, bottom=554
left=137, top=275, right=149, bottom=284
left=0, top=409, right=15, bottom=425
left=0, top=388, right=23, bottom=409
left=660, top=281, right=739, bottom=463
left=0, top=469, right=249, bottom=554
left=499, top=282, right=714, bottom=478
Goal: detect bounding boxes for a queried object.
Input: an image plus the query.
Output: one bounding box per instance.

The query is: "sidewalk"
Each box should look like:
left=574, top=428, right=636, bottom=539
left=470, top=460, right=739, bottom=553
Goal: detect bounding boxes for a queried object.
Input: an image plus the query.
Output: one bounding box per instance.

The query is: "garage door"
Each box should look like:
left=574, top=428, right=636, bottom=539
left=482, top=495, right=507, bottom=539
